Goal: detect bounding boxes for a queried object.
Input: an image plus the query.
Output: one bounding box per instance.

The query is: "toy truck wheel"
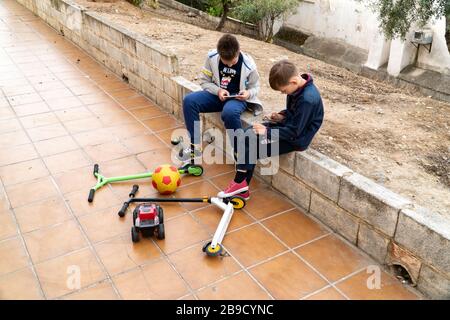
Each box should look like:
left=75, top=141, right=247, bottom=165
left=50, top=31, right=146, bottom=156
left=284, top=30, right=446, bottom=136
left=132, top=208, right=138, bottom=226
left=131, top=227, right=140, bottom=243
left=157, top=206, right=164, bottom=224
left=156, top=223, right=165, bottom=240
left=188, top=165, right=203, bottom=176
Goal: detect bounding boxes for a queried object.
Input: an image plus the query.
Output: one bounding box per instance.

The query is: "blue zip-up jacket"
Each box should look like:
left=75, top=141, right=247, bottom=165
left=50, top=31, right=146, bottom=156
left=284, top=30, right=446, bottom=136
left=267, top=74, right=324, bottom=150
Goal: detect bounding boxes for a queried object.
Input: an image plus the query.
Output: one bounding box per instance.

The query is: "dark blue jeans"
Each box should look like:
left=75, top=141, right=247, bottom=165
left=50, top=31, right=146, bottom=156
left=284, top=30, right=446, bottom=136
left=236, top=126, right=301, bottom=184
left=182, top=90, right=247, bottom=146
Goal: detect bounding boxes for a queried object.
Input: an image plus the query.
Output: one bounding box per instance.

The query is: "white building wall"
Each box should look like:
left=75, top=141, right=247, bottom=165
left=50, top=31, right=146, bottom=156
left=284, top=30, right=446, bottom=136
left=285, top=0, right=379, bottom=51
left=416, top=17, right=450, bottom=75
left=284, top=0, right=450, bottom=75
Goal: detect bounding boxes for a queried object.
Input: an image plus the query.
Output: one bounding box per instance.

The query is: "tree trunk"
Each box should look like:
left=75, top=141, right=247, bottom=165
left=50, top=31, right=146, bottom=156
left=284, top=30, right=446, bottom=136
left=216, top=1, right=229, bottom=31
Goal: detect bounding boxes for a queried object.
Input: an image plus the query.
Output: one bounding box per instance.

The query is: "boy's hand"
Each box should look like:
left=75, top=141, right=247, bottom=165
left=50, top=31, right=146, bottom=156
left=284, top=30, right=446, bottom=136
left=267, top=112, right=285, bottom=122
left=218, top=89, right=230, bottom=101
left=236, top=90, right=250, bottom=101
left=253, top=123, right=267, bottom=135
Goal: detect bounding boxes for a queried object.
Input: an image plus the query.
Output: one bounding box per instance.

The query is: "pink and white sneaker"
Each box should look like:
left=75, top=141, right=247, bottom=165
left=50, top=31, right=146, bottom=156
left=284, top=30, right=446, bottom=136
left=217, top=180, right=249, bottom=198
left=238, top=190, right=250, bottom=200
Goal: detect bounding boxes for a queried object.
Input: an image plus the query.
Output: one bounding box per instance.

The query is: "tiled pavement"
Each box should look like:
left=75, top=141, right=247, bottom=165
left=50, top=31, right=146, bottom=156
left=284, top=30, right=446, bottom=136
left=0, top=0, right=422, bottom=300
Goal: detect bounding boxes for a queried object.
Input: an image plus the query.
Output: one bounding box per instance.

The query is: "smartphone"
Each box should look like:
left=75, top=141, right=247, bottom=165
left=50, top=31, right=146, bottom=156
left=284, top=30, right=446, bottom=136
left=225, top=93, right=242, bottom=99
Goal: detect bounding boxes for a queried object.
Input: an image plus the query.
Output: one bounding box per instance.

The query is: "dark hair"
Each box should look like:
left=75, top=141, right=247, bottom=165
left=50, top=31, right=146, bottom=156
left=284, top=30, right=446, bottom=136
left=269, top=60, right=298, bottom=90
left=217, top=34, right=240, bottom=61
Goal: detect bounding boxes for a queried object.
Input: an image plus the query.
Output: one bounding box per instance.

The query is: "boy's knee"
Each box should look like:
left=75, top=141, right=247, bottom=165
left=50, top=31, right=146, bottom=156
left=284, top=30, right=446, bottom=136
left=221, top=107, right=240, bottom=123
left=182, top=92, right=197, bottom=111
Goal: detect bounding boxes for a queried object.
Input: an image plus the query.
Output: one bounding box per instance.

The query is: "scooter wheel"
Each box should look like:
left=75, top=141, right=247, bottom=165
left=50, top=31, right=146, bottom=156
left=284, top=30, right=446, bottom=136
left=203, top=242, right=223, bottom=257
left=230, top=196, right=246, bottom=209
left=188, top=165, right=203, bottom=176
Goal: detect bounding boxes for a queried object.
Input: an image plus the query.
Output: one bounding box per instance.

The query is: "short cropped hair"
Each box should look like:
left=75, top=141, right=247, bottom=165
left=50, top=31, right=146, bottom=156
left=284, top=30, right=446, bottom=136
left=269, top=60, right=298, bottom=90
left=217, top=34, right=240, bottom=61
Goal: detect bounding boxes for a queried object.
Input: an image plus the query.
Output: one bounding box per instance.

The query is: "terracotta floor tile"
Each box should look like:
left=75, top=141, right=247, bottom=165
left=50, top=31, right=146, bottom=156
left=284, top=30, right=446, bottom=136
left=97, top=80, right=130, bottom=93
left=169, top=245, right=241, bottom=290
left=0, top=130, right=30, bottom=148
left=87, top=101, right=124, bottom=116
left=54, top=106, right=93, bottom=122
left=113, top=258, right=189, bottom=300
left=143, top=115, right=181, bottom=132
left=156, top=214, right=210, bottom=255
left=65, top=187, right=121, bottom=217
left=69, top=84, right=101, bottom=96
left=15, top=197, right=72, bottom=233
left=97, top=155, right=147, bottom=177
left=196, top=272, right=271, bottom=300
left=62, top=281, right=119, bottom=300
left=72, top=127, right=113, bottom=147
left=249, top=252, right=327, bottom=299
left=43, top=149, right=90, bottom=174
left=79, top=206, right=133, bottom=243
left=0, top=210, right=18, bottom=241
left=155, top=126, right=186, bottom=145
left=5, top=177, right=59, bottom=208
left=243, top=188, right=295, bottom=220
left=179, top=294, right=196, bottom=300
left=129, top=106, right=165, bottom=120
left=0, top=106, right=15, bottom=121
left=54, top=165, right=97, bottom=194
left=304, top=286, right=346, bottom=300
left=210, top=171, right=262, bottom=191
left=78, top=92, right=111, bottom=105
left=109, top=122, right=150, bottom=140
left=108, top=88, right=140, bottom=100
left=122, top=134, right=166, bottom=154
left=336, top=269, right=420, bottom=300
left=84, top=141, right=131, bottom=163
left=35, top=248, right=106, bottom=299
left=262, top=209, right=329, bottom=248
left=34, top=135, right=79, bottom=157
left=0, top=237, right=30, bottom=276
left=174, top=180, right=220, bottom=210
left=39, top=88, right=74, bottom=101
left=118, top=96, right=155, bottom=110
left=45, top=96, right=84, bottom=110
left=295, top=234, right=373, bottom=282
left=23, top=219, right=88, bottom=264
left=0, top=118, right=22, bottom=134
left=222, top=224, right=286, bottom=267
left=136, top=147, right=174, bottom=172
left=2, top=84, right=36, bottom=96
left=99, top=110, right=136, bottom=127
left=19, top=112, right=59, bottom=129
left=192, top=205, right=254, bottom=234
left=0, top=158, right=49, bottom=186
left=0, top=267, right=43, bottom=299
left=0, top=144, right=38, bottom=167
left=13, top=101, right=50, bottom=116
left=94, top=233, right=161, bottom=276
left=199, top=162, right=235, bottom=179
left=26, top=122, right=68, bottom=142
left=33, top=80, right=66, bottom=93
left=7, top=92, right=42, bottom=106
left=64, top=117, right=103, bottom=134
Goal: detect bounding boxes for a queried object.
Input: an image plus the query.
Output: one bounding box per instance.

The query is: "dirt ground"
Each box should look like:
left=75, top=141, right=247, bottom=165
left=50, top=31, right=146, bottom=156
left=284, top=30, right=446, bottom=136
left=76, top=0, right=449, bottom=218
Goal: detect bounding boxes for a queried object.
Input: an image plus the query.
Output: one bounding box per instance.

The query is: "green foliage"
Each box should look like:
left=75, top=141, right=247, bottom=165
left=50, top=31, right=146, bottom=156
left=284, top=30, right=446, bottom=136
left=205, top=0, right=224, bottom=17
left=127, top=0, right=145, bottom=7
left=232, top=0, right=299, bottom=42
left=361, top=0, right=449, bottom=39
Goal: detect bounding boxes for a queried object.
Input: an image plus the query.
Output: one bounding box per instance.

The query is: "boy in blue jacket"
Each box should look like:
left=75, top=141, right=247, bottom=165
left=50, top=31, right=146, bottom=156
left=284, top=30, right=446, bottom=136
left=218, top=60, right=324, bottom=199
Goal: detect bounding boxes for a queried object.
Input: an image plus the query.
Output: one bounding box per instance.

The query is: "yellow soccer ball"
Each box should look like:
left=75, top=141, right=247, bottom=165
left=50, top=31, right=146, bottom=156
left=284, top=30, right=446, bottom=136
left=151, top=164, right=181, bottom=195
